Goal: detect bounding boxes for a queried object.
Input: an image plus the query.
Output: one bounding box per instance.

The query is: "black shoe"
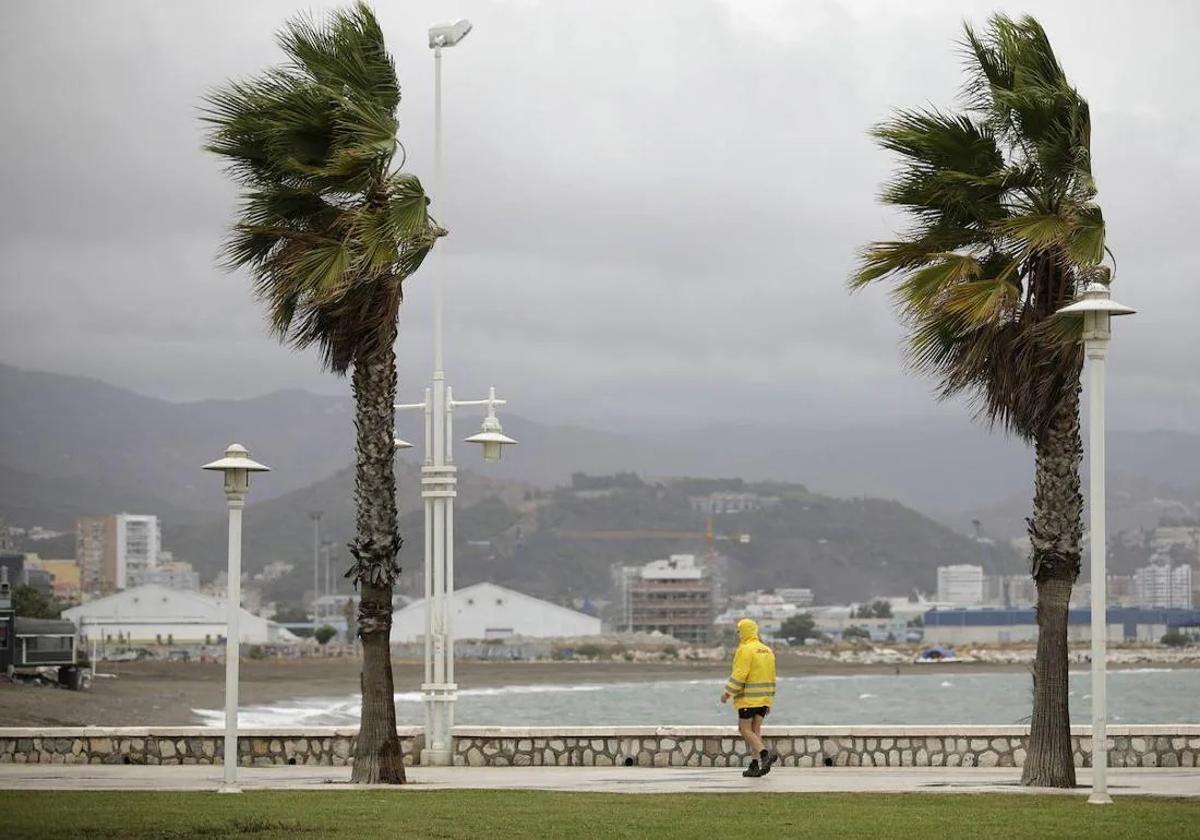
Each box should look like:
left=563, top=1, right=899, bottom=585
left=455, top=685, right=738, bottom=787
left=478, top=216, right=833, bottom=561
left=742, top=760, right=762, bottom=778
left=759, top=751, right=779, bottom=776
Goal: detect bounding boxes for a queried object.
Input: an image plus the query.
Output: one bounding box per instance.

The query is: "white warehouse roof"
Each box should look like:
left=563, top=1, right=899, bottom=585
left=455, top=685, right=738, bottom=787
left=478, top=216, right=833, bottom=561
left=62, top=584, right=297, bottom=645
left=390, top=582, right=601, bottom=643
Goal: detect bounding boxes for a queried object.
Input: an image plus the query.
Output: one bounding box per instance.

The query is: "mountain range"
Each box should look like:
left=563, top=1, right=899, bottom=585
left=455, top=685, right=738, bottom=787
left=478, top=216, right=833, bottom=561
left=2, top=362, right=1198, bottom=603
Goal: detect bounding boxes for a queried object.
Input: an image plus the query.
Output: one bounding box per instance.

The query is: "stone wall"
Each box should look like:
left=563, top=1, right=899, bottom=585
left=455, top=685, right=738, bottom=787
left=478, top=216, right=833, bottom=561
left=1, top=725, right=1196, bottom=769
left=0, top=727, right=422, bottom=767
left=451, top=726, right=1200, bottom=769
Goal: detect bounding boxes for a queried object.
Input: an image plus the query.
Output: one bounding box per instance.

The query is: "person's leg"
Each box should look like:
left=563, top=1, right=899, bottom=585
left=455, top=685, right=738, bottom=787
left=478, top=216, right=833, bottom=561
left=738, top=716, right=765, bottom=755
left=752, top=713, right=778, bottom=774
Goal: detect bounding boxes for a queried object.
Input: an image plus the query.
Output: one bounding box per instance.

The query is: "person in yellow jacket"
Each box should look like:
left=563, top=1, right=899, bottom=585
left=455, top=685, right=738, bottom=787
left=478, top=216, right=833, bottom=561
left=720, top=617, right=778, bottom=777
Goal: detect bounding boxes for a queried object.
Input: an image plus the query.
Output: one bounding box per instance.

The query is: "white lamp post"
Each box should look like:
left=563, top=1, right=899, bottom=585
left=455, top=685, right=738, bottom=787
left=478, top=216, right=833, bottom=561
left=202, top=444, right=270, bottom=794
left=1056, top=269, right=1134, bottom=805
left=394, top=19, right=518, bottom=767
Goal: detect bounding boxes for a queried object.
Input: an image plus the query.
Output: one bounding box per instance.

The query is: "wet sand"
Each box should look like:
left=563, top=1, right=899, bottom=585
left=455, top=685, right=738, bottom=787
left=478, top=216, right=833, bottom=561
left=0, top=654, right=1189, bottom=727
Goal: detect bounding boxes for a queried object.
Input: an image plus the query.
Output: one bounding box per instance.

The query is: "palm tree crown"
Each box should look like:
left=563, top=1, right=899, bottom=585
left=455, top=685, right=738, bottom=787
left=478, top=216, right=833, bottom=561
left=852, top=14, right=1104, bottom=439
left=202, top=1, right=441, bottom=373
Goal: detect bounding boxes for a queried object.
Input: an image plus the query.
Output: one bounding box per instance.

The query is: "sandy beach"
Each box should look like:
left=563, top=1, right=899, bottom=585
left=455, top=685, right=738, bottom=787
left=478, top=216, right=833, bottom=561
left=3, top=653, right=1193, bottom=727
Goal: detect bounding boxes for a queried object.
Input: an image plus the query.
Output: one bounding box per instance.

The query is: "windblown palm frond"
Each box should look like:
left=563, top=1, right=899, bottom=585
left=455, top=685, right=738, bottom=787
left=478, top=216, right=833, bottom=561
left=201, top=1, right=442, bottom=374
left=852, top=14, right=1102, bottom=439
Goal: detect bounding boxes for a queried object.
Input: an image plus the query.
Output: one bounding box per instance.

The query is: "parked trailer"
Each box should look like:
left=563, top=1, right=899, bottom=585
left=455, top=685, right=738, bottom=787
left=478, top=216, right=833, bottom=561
left=0, top=572, right=84, bottom=689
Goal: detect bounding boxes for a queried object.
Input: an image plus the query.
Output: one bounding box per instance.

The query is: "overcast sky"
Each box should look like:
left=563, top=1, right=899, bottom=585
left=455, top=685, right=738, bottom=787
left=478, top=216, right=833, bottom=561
left=2, top=0, right=1197, bottom=433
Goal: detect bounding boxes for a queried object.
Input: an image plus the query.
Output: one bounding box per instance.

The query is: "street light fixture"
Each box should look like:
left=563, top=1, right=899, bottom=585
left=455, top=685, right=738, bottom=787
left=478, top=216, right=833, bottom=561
left=1056, top=267, right=1134, bottom=805
left=392, top=17, right=518, bottom=768
left=201, top=443, right=270, bottom=794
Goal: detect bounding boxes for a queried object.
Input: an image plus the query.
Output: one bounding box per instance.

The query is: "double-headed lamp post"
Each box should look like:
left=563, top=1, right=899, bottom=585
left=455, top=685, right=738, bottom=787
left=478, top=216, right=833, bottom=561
left=1056, top=269, right=1134, bottom=805
left=393, top=18, right=517, bottom=768
left=202, top=444, right=270, bottom=794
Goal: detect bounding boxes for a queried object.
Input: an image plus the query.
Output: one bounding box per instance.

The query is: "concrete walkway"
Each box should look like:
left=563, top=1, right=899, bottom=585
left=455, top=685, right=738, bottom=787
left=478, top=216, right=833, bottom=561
left=1, top=765, right=1197, bottom=798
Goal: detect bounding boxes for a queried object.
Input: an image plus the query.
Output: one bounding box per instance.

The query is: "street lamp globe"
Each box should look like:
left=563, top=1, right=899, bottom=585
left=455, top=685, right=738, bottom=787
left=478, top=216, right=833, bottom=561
left=464, top=414, right=517, bottom=463
left=1055, top=268, right=1136, bottom=334
left=201, top=443, right=271, bottom=495
left=429, top=19, right=472, bottom=48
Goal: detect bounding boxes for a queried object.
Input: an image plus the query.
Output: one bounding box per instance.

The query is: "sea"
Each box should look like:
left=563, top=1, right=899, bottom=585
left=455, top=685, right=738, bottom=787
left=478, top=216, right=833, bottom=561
left=194, top=668, right=1200, bottom=728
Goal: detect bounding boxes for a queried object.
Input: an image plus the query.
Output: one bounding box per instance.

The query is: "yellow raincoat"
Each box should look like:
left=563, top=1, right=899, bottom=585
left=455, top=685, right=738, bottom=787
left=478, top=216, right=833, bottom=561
left=724, top=618, right=777, bottom=709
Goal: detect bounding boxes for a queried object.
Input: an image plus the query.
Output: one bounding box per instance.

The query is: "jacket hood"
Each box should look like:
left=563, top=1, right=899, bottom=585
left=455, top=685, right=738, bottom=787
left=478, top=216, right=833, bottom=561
left=737, top=618, right=759, bottom=643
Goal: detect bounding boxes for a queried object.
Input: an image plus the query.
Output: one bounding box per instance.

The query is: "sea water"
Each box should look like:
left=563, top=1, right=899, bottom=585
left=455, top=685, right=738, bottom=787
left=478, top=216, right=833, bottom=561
left=193, top=668, right=1200, bottom=728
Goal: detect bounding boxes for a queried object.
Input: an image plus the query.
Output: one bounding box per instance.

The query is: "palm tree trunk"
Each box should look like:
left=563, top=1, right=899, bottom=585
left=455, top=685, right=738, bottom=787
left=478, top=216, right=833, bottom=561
left=1022, top=385, right=1083, bottom=788
left=348, top=330, right=405, bottom=785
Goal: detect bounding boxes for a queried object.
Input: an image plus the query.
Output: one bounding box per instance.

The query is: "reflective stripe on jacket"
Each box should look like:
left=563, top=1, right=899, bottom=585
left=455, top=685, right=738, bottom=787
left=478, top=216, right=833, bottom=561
left=725, top=618, right=777, bottom=709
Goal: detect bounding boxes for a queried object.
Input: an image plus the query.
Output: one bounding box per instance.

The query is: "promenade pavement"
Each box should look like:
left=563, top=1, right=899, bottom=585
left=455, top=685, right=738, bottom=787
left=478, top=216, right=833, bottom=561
left=1, top=765, right=1197, bottom=798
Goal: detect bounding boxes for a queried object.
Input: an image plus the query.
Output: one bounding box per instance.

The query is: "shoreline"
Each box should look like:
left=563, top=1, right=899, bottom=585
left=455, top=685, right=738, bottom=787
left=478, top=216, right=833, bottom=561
left=2, top=653, right=1196, bottom=727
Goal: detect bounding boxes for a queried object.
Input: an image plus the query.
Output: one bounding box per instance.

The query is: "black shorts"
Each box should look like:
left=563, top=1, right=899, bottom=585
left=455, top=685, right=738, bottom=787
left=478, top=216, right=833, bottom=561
left=737, top=706, right=770, bottom=720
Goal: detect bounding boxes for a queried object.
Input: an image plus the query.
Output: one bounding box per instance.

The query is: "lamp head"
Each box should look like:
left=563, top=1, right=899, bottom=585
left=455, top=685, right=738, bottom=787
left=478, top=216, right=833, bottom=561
left=202, top=443, right=270, bottom=497
left=1055, top=268, right=1135, bottom=341
left=429, top=19, right=472, bottom=48
left=464, top=414, right=517, bottom=463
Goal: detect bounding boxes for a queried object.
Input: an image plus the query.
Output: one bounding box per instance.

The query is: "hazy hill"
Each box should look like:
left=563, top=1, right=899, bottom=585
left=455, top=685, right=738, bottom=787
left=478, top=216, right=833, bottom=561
left=162, top=459, right=529, bottom=603
left=4, top=364, right=1199, bottom=543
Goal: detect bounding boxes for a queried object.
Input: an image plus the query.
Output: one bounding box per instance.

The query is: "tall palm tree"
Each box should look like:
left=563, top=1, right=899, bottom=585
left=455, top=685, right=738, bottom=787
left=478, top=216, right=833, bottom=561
left=851, top=14, right=1106, bottom=787
left=203, top=2, right=442, bottom=784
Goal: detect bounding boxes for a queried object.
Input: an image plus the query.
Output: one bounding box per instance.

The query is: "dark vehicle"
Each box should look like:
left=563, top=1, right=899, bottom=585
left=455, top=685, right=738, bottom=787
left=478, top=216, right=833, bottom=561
left=0, top=568, right=84, bottom=689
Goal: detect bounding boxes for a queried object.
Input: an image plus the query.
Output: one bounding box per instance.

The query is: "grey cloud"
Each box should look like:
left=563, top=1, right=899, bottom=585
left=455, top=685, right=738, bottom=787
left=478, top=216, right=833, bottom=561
left=1, top=0, right=1197, bottom=435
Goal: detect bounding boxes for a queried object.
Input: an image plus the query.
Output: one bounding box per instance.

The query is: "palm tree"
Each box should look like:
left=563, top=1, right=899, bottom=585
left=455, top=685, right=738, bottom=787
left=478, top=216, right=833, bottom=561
left=851, top=14, right=1106, bottom=787
left=203, top=3, right=442, bottom=784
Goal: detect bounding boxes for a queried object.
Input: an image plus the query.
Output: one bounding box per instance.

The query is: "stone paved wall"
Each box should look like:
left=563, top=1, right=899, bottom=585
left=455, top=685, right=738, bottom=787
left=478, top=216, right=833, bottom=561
left=1, top=726, right=1196, bottom=769
left=449, top=727, right=1200, bottom=769
left=0, top=728, right=422, bottom=767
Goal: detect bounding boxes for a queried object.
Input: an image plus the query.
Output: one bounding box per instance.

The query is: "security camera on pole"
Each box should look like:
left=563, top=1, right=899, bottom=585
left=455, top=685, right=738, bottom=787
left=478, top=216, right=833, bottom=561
left=394, top=19, right=517, bottom=768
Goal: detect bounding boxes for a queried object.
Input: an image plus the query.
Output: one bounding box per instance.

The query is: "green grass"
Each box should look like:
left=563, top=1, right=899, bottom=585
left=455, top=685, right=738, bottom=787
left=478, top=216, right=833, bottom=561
left=2, top=790, right=1197, bottom=839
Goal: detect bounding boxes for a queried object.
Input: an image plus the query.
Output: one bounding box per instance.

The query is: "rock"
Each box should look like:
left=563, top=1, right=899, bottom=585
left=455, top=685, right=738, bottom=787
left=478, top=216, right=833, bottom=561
left=888, top=750, right=899, bottom=766
left=915, top=749, right=928, bottom=766
left=514, top=753, right=532, bottom=766
left=961, top=753, right=976, bottom=767
left=517, top=739, right=532, bottom=752
left=990, top=738, right=1008, bottom=753
left=946, top=754, right=961, bottom=767
left=880, top=739, right=894, bottom=750
left=1142, top=753, right=1158, bottom=768
left=90, top=739, right=113, bottom=755
left=1131, top=738, right=1147, bottom=752
left=978, top=751, right=999, bottom=767
left=1014, top=748, right=1026, bottom=766
left=798, top=755, right=813, bottom=768
left=1171, top=738, right=1186, bottom=751
left=969, top=739, right=988, bottom=751
left=806, top=738, right=821, bottom=753
left=873, top=751, right=885, bottom=767
left=931, top=753, right=944, bottom=767
left=595, top=755, right=612, bottom=767
left=1182, top=752, right=1194, bottom=767
left=901, top=750, right=913, bottom=766
left=549, top=740, right=565, bottom=751
left=159, top=740, right=176, bottom=759
left=1161, top=754, right=1179, bottom=768
left=467, top=748, right=484, bottom=767
left=333, top=740, right=351, bottom=759
left=653, top=752, right=669, bottom=768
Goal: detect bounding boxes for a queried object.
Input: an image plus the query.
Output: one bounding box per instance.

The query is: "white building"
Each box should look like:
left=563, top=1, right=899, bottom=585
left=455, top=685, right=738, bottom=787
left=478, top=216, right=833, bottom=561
left=775, top=587, right=814, bottom=607
left=389, top=582, right=601, bottom=643
left=62, top=584, right=297, bottom=645
left=715, top=593, right=798, bottom=638
left=1132, top=562, right=1193, bottom=609
left=937, top=564, right=984, bottom=607
left=114, top=514, right=160, bottom=590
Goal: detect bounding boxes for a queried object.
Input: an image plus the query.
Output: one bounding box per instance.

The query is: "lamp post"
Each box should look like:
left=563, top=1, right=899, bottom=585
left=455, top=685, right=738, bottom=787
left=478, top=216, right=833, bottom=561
left=202, top=444, right=270, bottom=794
left=1056, top=269, right=1134, bottom=805
left=394, top=19, right=517, bottom=767
left=309, top=512, right=322, bottom=625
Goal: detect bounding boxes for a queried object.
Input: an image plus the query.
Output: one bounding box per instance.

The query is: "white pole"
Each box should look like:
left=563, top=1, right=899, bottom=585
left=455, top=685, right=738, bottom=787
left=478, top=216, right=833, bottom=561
left=1087, top=326, right=1111, bottom=805
left=220, top=494, right=244, bottom=794
left=311, top=513, right=321, bottom=627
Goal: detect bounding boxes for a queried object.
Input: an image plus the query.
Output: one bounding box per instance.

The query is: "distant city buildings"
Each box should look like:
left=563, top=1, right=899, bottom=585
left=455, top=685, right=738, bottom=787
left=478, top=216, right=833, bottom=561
left=612, top=554, right=715, bottom=643
left=1132, top=561, right=1193, bottom=609
left=937, top=564, right=984, bottom=606
left=774, top=587, right=814, bottom=607
left=132, top=552, right=199, bottom=591
left=688, top=492, right=781, bottom=515
left=74, top=514, right=164, bottom=592
left=715, top=592, right=798, bottom=638
left=924, top=606, right=1200, bottom=645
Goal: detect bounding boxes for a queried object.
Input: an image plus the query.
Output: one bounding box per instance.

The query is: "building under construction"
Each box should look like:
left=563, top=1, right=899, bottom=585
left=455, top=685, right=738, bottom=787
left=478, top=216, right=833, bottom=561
left=613, top=554, right=715, bottom=644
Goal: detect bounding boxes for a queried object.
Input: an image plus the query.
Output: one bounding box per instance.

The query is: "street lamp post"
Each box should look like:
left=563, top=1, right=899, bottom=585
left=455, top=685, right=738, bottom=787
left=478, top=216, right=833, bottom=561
left=202, top=444, right=270, bottom=794
left=394, top=19, right=517, bottom=767
left=309, top=508, right=324, bottom=619
left=1056, top=269, right=1134, bottom=805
